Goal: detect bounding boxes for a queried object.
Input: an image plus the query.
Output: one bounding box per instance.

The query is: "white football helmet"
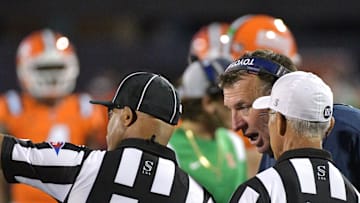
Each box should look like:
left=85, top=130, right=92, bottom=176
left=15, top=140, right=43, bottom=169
left=16, top=28, right=79, bottom=99
left=189, top=22, right=230, bottom=63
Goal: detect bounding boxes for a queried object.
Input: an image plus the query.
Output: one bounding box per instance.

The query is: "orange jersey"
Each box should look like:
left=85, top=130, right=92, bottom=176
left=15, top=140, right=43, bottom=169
left=0, top=90, right=107, bottom=203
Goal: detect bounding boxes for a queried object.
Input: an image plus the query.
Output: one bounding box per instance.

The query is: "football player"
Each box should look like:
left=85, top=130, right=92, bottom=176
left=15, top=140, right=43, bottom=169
left=0, top=28, right=107, bottom=203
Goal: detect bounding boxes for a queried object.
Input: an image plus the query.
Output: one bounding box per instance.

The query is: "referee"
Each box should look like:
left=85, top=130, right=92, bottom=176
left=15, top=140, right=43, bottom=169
left=230, top=71, right=360, bottom=202
left=0, top=72, right=214, bottom=203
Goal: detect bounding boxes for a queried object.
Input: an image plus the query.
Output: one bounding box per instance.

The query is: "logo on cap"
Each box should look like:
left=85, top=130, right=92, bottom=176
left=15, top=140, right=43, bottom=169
left=273, top=98, right=279, bottom=107
left=323, top=106, right=332, bottom=119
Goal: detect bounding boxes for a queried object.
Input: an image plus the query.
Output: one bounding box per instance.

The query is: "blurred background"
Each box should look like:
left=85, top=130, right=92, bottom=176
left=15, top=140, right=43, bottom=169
left=1, top=0, right=360, bottom=106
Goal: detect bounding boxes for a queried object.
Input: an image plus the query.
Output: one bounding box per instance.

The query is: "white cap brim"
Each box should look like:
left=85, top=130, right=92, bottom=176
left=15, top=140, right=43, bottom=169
left=252, top=96, right=271, bottom=109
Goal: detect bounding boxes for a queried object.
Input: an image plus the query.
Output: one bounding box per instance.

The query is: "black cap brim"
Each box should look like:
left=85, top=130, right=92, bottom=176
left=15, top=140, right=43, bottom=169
left=89, top=100, right=114, bottom=107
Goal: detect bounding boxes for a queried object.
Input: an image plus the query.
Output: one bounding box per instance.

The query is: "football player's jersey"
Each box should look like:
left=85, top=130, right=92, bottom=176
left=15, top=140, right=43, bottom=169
left=0, top=90, right=107, bottom=203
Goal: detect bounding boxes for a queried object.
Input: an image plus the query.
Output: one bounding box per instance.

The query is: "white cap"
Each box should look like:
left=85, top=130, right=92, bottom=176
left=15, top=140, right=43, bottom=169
left=253, top=71, right=333, bottom=122
left=178, top=58, right=230, bottom=99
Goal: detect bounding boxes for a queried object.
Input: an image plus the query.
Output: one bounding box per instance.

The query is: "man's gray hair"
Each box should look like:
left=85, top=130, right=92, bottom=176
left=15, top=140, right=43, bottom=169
left=268, top=114, right=331, bottom=139
left=286, top=117, right=331, bottom=139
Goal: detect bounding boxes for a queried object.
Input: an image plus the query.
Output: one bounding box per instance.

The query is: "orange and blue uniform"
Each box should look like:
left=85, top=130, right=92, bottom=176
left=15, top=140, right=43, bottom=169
left=0, top=91, right=107, bottom=203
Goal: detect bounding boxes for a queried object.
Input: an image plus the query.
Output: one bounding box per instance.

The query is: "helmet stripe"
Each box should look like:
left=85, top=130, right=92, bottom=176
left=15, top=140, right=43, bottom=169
left=41, top=29, right=56, bottom=51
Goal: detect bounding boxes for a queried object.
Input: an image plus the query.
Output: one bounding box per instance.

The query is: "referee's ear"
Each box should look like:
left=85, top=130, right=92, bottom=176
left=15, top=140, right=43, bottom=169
left=277, top=113, right=287, bottom=136
left=121, top=106, right=136, bottom=127
left=324, top=117, right=335, bottom=138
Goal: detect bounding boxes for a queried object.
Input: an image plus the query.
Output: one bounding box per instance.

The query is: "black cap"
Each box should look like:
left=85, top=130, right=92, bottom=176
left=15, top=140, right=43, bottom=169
left=90, top=72, right=182, bottom=125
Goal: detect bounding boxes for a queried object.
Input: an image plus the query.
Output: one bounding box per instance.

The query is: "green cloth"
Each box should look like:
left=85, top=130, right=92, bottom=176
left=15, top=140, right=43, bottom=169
left=169, top=127, right=247, bottom=203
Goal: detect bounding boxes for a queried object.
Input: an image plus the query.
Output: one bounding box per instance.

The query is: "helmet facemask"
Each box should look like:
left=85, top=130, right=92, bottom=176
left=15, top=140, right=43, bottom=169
left=16, top=29, right=80, bottom=99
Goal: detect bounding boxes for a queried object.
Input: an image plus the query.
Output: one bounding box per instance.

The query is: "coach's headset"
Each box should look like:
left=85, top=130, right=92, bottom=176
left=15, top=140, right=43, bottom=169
left=224, top=56, right=291, bottom=78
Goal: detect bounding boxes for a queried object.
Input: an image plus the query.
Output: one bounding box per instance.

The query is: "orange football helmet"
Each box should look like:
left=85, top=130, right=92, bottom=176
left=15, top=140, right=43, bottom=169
left=224, top=14, right=301, bottom=65
left=16, top=29, right=79, bottom=99
left=189, top=22, right=230, bottom=63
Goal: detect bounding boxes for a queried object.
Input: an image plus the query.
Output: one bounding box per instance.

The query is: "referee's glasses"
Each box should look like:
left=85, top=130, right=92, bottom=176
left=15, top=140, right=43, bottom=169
left=268, top=109, right=276, bottom=116
left=107, top=104, right=121, bottom=120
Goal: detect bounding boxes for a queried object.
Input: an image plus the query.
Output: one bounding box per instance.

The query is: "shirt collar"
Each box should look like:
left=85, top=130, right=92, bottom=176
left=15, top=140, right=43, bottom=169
left=116, top=138, right=177, bottom=163
left=276, top=148, right=333, bottom=164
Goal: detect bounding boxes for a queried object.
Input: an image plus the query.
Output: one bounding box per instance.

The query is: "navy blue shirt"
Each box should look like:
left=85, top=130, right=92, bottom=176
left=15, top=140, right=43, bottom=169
left=259, top=104, right=360, bottom=190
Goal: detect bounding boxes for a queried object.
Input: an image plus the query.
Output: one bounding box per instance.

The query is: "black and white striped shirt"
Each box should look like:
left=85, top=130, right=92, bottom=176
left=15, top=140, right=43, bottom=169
left=1, top=136, right=214, bottom=203
left=230, top=148, right=360, bottom=203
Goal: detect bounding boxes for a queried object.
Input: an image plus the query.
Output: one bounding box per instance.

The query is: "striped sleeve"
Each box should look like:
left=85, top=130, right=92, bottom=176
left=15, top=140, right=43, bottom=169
left=230, top=177, right=270, bottom=203
left=185, top=175, right=215, bottom=203
left=1, top=136, right=92, bottom=202
left=230, top=167, right=285, bottom=203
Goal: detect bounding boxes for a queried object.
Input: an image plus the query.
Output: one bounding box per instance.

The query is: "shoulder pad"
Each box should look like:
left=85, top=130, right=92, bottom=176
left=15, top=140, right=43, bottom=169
left=5, top=90, right=22, bottom=116
left=78, top=93, right=93, bottom=118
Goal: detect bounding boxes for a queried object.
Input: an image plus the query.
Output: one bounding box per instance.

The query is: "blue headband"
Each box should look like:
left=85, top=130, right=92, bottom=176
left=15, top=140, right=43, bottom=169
left=225, top=57, right=291, bottom=78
